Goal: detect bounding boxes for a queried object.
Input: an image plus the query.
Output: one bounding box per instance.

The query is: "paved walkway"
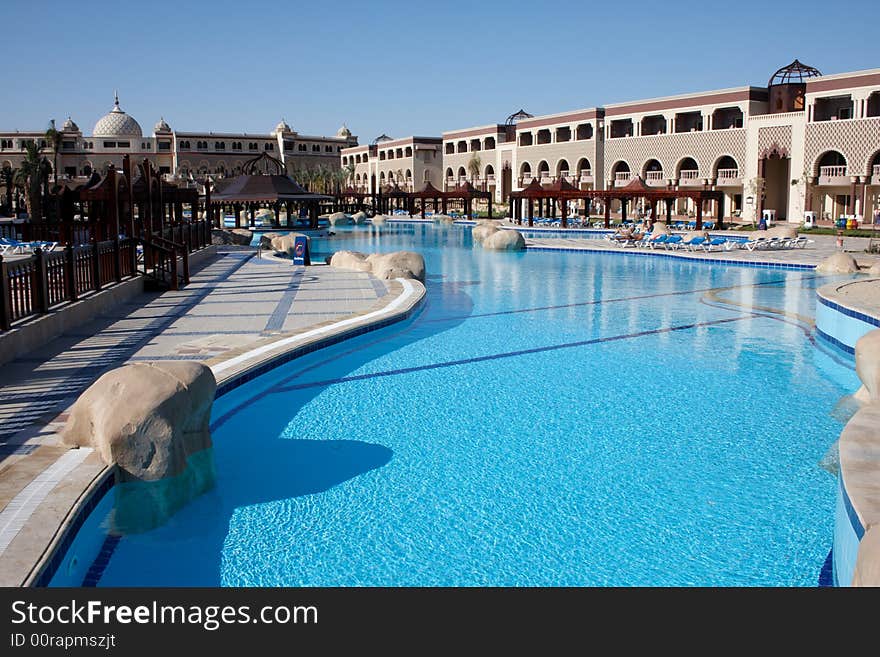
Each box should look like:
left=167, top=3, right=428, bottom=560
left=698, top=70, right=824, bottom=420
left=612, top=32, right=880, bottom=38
left=0, top=246, right=415, bottom=585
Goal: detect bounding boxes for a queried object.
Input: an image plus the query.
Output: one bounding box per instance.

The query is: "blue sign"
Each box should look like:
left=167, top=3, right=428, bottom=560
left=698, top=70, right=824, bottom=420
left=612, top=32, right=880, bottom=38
left=293, top=235, right=310, bottom=266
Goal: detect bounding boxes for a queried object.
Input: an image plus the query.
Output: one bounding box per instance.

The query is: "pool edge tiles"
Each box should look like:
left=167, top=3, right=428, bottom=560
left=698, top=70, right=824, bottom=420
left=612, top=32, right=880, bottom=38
left=26, top=277, right=426, bottom=588
left=816, top=280, right=880, bottom=354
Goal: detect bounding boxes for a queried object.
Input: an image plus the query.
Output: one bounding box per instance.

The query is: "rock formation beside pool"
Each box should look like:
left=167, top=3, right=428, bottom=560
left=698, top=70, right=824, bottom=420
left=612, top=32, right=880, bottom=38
left=816, top=253, right=860, bottom=274
left=352, top=211, right=367, bottom=224
left=211, top=228, right=253, bottom=246
left=482, top=228, right=526, bottom=251
left=472, top=221, right=500, bottom=244
left=330, top=250, right=425, bottom=282
left=61, top=362, right=217, bottom=533
left=371, top=214, right=388, bottom=226
left=853, top=330, right=880, bottom=404
left=328, top=212, right=350, bottom=226
left=261, top=232, right=310, bottom=257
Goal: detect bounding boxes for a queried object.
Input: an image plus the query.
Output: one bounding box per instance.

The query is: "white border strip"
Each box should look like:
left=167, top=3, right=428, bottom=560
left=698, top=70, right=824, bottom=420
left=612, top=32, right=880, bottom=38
left=211, top=278, right=417, bottom=377
left=0, top=447, right=92, bottom=557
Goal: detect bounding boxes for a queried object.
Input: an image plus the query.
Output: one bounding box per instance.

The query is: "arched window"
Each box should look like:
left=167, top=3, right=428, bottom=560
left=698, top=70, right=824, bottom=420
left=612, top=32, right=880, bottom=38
left=405, top=147, right=412, bottom=157
left=538, top=160, right=550, bottom=178
left=676, top=157, right=699, bottom=178
left=817, top=151, right=847, bottom=176
left=520, top=162, right=532, bottom=177
left=484, top=137, right=495, bottom=150
left=556, top=159, right=569, bottom=176
left=457, top=141, right=467, bottom=153
left=457, top=166, right=466, bottom=180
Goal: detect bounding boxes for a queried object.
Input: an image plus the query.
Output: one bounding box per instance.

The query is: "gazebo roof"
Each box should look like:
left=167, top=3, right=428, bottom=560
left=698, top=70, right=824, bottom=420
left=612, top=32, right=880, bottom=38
left=618, top=175, right=652, bottom=194
left=412, top=181, right=444, bottom=197
left=541, top=177, right=579, bottom=193
left=380, top=184, right=409, bottom=197
left=445, top=181, right=491, bottom=199
left=210, top=173, right=328, bottom=203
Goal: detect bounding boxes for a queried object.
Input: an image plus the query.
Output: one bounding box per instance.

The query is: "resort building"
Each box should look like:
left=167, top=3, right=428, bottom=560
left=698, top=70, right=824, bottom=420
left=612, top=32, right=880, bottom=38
left=0, top=94, right=357, bottom=182
left=341, top=135, right=443, bottom=193
left=384, top=61, right=880, bottom=225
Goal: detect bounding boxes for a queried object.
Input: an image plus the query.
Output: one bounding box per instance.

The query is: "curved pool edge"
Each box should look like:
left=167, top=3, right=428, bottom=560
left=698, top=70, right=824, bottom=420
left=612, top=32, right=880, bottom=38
left=818, top=278, right=880, bottom=586
left=22, top=276, right=426, bottom=588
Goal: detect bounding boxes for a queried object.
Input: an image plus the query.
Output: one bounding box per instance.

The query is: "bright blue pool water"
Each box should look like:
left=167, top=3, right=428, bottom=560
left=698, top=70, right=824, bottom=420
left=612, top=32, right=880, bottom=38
left=70, top=223, right=858, bottom=586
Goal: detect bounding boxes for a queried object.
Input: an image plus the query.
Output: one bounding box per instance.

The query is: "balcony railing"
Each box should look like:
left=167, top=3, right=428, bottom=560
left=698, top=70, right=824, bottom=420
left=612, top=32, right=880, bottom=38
left=874, top=165, right=880, bottom=176
left=717, top=168, right=739, bottom=180
left=680, top=170, right=699, bottom=180
left=579, top=170, right=592, bottom=181
left=614, top=172, right=632, bottom=182
left=486, top=174, right=495, bottom=183
left=540, top=174, right=553, bottom=183
left=459, top=175, right=468, bottom=183
left=645, top=171, right=664, bottom=181
left=819, top=166, right=847, bottom=177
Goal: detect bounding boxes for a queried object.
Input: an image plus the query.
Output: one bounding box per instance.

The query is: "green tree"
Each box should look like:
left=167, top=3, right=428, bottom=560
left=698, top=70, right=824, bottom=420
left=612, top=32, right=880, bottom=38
left=467, top=153, right=482, bottom=182
left=13, top=141, right=45, bottom=221
left=1, top=162, right=14, bottom=213
left=45, top=120, right=62, bottom=184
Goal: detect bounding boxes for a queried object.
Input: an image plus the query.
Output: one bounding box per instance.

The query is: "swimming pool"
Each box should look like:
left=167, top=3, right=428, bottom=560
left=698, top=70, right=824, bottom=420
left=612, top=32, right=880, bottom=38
left=56, top=223, right=858, bottom=586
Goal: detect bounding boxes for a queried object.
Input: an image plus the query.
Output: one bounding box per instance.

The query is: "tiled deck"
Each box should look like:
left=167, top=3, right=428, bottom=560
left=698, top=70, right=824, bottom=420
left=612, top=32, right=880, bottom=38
left=0, top=247, right=422, bottom=586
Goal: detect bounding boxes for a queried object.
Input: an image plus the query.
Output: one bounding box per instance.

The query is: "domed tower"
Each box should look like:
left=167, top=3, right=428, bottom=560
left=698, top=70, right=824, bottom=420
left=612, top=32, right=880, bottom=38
left=768, top=60, right=821, bottom=113
left=153, top=117, right=171, bottom=136
left=92, top=92, right=143, bottom=138
left=336, top=124, right=352, bottom=139
left=272, top=119, right=293, bottom=136
left=61, top=116, right=80, bottom=134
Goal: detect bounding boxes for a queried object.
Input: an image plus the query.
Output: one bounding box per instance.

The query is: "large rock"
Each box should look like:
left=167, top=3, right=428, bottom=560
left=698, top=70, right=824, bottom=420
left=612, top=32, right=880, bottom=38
left=328, top=212, right=350, bottom=226
left=867, top=261, right=880, bottom=276
left=816, top=253, right=860, bottom=274
left=765, top=225, right=799, bottom=240
left=371, top=214, right=388, bottom=226
left=211, top=228, right=253, bottom=245
left=271, top=232, right=310, bottom=257
left=366, top=251, right=426, bottom=283
left=854, top=330, right=880, bottom=404
left=433, top=214, right=456, bottom=224
left=62, top=362, right=217, bottom=533
left=483, top=229, right=526, bottom=251
left=329, top=250, right=372, bottom=273
left=352, top=211, right=367, bottom=225
left=472, top=222, right=500, bottom=244
left=260, top=232, right=282, bottom=250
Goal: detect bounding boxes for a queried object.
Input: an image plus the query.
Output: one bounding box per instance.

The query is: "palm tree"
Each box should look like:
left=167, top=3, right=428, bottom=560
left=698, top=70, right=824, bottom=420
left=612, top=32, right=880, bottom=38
left=13, top=141, right=44, bottom=221
left=45, top=120, right=61, bottom=184
left=1, top=162, right=14, bottom=214
left=467, top=153, right=482, bottom=182
left=343, top=163, right=355, bottom=187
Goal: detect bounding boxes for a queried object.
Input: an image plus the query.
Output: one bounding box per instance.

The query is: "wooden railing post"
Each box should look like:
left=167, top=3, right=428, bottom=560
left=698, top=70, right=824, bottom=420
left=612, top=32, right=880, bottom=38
left=92, top=239, right=102, bottom=293
left=34, top=248, right=49, bottom=313
left=0, top=255, right=11, bottom=331
left=182, top=248, right=190, bottom=286
left=130, top=238, right=138, bottom=278
left=113, top=237, right=122, bottom=283
left=170, top=246, right=179, bottom=291
left=66, top=245, right=78, bottom=302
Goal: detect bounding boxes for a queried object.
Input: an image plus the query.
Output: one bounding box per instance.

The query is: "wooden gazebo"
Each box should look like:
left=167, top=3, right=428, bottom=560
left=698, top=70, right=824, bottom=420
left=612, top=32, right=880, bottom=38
left=443, top=181, right=493, bottom=219
left=510, top=175, right=725, bottom=229
left=375, top=183, right=411, bottom=215
left=411, top=181, right=445, bottom=217
left=206, top=153, right=330, bottom=230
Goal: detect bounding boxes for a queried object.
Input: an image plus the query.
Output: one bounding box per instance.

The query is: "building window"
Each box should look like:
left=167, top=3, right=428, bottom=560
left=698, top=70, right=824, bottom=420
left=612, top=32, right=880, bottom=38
left=265, top=143, right=274, bottom=151
left=445, top=143, right=454, bottom=154
left=103, top=141, right=117, bottom=148
left=116, top=141, right=130, bottom=148
left=215, top=142, right=225, bottom=150
left=159, top=166, right=171, bottom=174
left=325, top=145, right=332, bottom=152
left=312, top=145, right=320, bottom=152
left=284, top=142, right=293, bottom=151
left=298, top=144, right=307, bottom=152
left=158, top=141, right=171, bottom=150
left=249, top=142, right=257, bottom=150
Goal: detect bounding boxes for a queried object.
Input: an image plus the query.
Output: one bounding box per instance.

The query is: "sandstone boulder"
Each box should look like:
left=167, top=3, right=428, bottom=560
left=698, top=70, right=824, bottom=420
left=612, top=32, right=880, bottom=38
left=352, top=211, right=368, bottom=225
left=260, top=232, right=282, bottom=250
left=854, top=330, right=880, bottom=404
left=329, top=250, right=373, bottom=273
left=371, top=214, right=388, bottom=226
left=816, top=253, right=860, bottom=274
left=62, top=361, right=216, bottom=481
left=868, top=261, right=880, bottom=276
left=366, top=251, right=426, bottom=283
left=211, top=229, right=253, bottom=246
left=483, top=229, right=526, bottom=251
left=328, top=212, right=350, bottom=226
left=472, top=223, right=500, bottom=244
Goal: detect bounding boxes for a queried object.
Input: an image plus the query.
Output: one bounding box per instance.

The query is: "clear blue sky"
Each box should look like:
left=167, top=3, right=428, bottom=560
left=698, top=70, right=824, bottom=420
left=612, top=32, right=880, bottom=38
left=2, top=0, right=876, bottom=141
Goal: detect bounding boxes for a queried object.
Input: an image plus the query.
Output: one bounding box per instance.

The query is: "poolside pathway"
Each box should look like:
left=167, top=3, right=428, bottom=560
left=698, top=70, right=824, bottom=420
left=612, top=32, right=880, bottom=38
left=0, top=246, right=413, bottom=585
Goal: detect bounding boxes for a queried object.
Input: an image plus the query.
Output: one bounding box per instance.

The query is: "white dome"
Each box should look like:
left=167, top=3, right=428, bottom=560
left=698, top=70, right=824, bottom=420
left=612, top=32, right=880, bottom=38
left=273, top=119, right=292, bottom=134
left=92, top=94, right=142, bottom=138
left=153, top=117, right=171, bottom=133
left=61, top=116, right=79, bottom=132
left=336, top=124, right=351, bottom=138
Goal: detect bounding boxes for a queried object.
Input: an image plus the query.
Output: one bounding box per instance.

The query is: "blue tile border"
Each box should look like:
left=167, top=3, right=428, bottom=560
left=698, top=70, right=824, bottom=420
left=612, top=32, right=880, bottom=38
left=31, top=286, right=425, bottom=587
left=816, top=293, right=880, bottom=329
left=816, top=328, right=856, bottom=355
left=818, top=548, right=834, bottom=587
left=30, top=470, right=115, bottom=587
left=525, top=245, right=818, bottom=271
left=840, top=474, right=865, bottom=541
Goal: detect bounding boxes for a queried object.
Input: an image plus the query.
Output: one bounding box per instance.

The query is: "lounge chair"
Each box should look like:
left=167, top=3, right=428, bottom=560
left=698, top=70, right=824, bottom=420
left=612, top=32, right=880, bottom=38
left=643, top=234, right=668, bottom=249
left=682, top=236, right=707, bottom=251
left=741, top=237, right=767, bottom=251
left=663, top=235, right=683, bottom=250
left=700, top=237, right=728, bottom=252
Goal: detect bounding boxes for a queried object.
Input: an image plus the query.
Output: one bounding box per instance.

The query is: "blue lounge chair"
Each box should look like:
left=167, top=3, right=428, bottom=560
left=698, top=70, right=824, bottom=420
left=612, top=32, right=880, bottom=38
left=700, top=237, right=728, bottom=252
left=663, top=235, right=683, bottom=249
left=643, top=234, right=668, bottom=249
left=682, top=236, right=707, bottom=251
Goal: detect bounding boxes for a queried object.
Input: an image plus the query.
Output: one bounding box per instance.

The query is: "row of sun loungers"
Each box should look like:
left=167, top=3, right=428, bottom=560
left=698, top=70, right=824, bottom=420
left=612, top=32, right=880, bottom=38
left=0, top=238, right=58, bottom=255
left=606, top=233, right=813, bottom=252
